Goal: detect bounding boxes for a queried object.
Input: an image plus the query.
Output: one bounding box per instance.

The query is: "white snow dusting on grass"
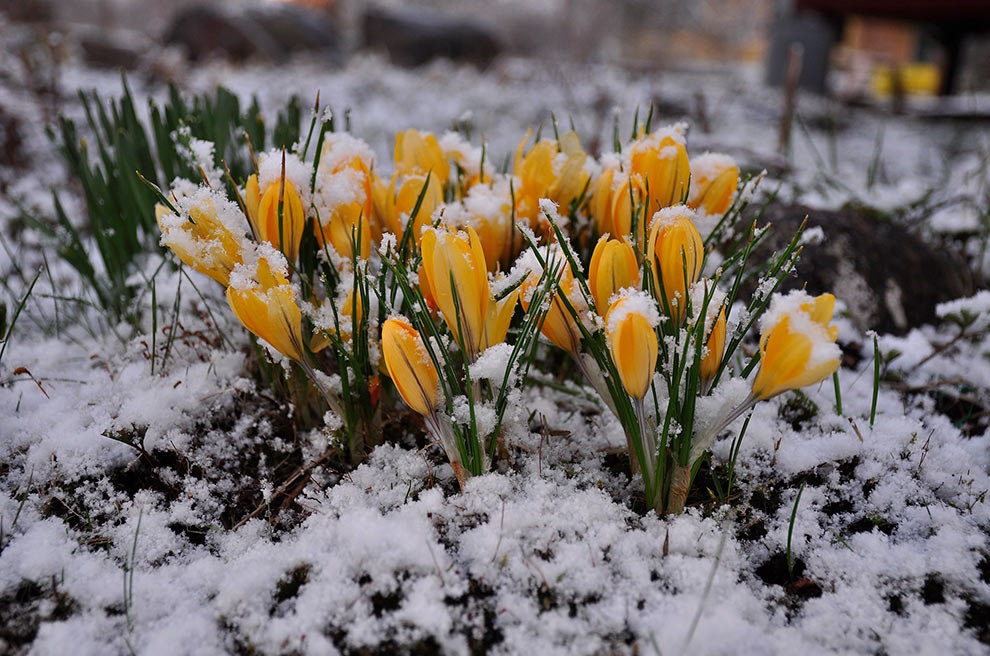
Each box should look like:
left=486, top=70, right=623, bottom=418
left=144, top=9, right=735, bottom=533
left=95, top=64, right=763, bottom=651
left=1, top=41, right=988, bottom=656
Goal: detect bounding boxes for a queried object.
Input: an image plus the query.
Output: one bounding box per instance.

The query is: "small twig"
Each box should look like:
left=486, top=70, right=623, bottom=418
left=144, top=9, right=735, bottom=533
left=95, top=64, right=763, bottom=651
left=232, top=448, right=335, bottom=530
left=490, top=499, right=506, bottom=564
left=847, top=417, right=865, bottom=443
left=518, top=544, right=550, bottom=590
left=425, top=539, right=446, bottom=585
left=10, top=367, right=49, bottom=398
left=915, top=428, right=935, bottom=476
left=912, top=325, right=969, bottom=371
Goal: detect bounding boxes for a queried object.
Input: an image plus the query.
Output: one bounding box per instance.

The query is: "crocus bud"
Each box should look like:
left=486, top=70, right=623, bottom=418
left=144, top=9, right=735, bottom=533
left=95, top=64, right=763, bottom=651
left=245, top=173, right=306, bottom=264
left=512, top=132, right=557, bottom=225
left=590, top=165, right=649, bottom=247
left=629, top=128, right=690, bottom=209
left=394, top=129, right=449, bottom=183
left=518, top=248, right=585, bottom=356
left=699, top=306, right=726, bottom=385
left=462, top=182, right=516, bottom=272
left=156, top=192, right=246, bottom=286
left=420, top=226, right=490, bottom=359
left=646, top=207, right=704, bottom=323
left=688, top=153, right=739, bottom=216
left=588, top=236, right=640, bottom=315
left=320, top=207, right=371, bottom=263
left=314, top=155, right=374, bottom=262
left=376, top=173, right=443, bottom=246
left=547, top=130, right=590, bottom=214
left=752, top=291, right=841, bottom=400
left=481, top=287, right=518, bottom=351
left=381, top=317, right=440, bottom=416
left=590, top=165, right=616, bottom=235
left=226, top=247, right=305, bottom=362
left=513, top=130, right=589, bottom=229
left=605, top=291, right=660, bottom=399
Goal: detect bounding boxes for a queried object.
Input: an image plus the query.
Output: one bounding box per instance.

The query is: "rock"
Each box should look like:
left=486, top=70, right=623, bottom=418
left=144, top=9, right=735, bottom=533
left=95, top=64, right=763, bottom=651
left=162, top=4, right=340, bottom=64
left=0, top=0, right=53, bottom=23
left=242, top=4, right=341, bottom=58
left=163, top=5, right=279, bottom=63
left=77, top=26, right=148, bottom=71
left=740, top=203, right=976, bottom=335
left=361, top=5, right=500, bottom=68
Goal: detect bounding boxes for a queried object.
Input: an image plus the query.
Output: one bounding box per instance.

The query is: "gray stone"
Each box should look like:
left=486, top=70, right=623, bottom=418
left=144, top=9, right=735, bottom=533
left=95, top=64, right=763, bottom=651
left=740, top=203, right=976, bottom=335
left=162, top=4, right=340, bottom=64
left=361, top=5, right=500, bottom=69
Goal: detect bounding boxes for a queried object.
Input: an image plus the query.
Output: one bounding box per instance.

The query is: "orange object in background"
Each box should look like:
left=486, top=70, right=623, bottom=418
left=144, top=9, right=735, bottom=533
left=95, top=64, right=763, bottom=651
left=835, top=16, right=943, bottom=98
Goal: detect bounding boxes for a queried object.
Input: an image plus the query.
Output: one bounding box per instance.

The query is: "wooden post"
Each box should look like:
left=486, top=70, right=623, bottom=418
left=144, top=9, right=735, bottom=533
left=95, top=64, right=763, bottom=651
left=778, top=43, right=804, bottom=159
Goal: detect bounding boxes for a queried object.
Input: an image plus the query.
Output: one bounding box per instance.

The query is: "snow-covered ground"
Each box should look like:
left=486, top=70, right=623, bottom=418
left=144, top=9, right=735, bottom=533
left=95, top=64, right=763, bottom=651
left=1, top=35, right=989, bottom=655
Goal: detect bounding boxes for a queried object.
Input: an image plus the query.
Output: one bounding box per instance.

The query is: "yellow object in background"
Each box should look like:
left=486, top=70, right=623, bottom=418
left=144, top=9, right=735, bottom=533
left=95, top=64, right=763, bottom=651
left=871, top=63, right=941, bottom=98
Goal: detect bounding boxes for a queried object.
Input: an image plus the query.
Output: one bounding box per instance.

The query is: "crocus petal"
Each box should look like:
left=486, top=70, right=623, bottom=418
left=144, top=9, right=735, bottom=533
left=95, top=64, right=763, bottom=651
left=257, top=178, right=306, bottom=263
left=227, top=278, right=304, bottom=363
left=752, top=293, right=841, bottom=400
left=381, top=317, right=439, bottom=416
left=482, top=289, right=518, bottom=351
left=699, top=306, right=727, bottom=384
left=646, top=209, right=704, bottom=322
left=589, top=237, right=640, bottom=315
left=425, top=226, right=491, bottom=358
left=606, top=295, right=659, bottom=399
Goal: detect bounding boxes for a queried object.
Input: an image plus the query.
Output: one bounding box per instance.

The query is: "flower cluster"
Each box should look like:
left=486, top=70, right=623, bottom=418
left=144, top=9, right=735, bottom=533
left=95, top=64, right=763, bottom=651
left=154, top=112, right=843, bottom=511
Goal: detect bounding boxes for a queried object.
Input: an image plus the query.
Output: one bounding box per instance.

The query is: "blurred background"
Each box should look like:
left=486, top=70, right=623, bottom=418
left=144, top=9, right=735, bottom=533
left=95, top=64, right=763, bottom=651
left=2, top=0, right=989, bottom=102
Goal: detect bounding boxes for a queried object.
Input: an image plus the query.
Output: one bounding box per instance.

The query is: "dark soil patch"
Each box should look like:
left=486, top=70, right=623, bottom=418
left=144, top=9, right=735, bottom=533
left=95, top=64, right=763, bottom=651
left=921, top=574, right=945, bottom=605
left=964, top=598, right=990, bottom=645
left=931, top=388, right=988, bottom=438
left=756, top=552, right=824, bottom=614
left=847, top=515, right=896, bottom=536
left=0, top=578, right=78, bottom=651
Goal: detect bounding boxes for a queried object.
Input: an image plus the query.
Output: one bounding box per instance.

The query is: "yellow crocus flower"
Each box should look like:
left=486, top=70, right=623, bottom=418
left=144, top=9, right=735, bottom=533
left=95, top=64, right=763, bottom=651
left=629, top=130, right=690, bottom=210
left=320, top=209, right=372, bottom=262
left=687, top=153, right=739, bottom=216
left=420, top=226, right=491, bottom=359
left=699, top=306, right=727, bottom=385
left=470, top=209, right=515, bottom=274
left=605, top=293, right=659, bottom=399
left=752, top=292, right=841, bottom=400
left=588, top=236, right=639, bottom=315
left=156, top=195, right=244, bottom=286
left=481, top=288, right=518, bottom=352
left=460, top=182, right=517, bottom=273
left=310, top=287, right=364, bottom=353
left=590, top=165, right=616, bottom=235
left=590, top=168, right=652, bottom=249
left=314, top=157, right=374, bottom=261
left=549, top=130, right=590, bottom=214
left=394, top=129, right=449, bottom=184
left=374, top=172, right=443, bottom=246
left=513, top=133, right=556, bottom=225
left=244, top=173, right=306, bottom=264
left=513, top=130, right=589, bottom=229
left=519, top=254, right=585, bottom=356
left=381, top=317, right=440, bottom=416
left=226, top=249, right=305, bottom=362
left=646, top=207, right=704, bottom=322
